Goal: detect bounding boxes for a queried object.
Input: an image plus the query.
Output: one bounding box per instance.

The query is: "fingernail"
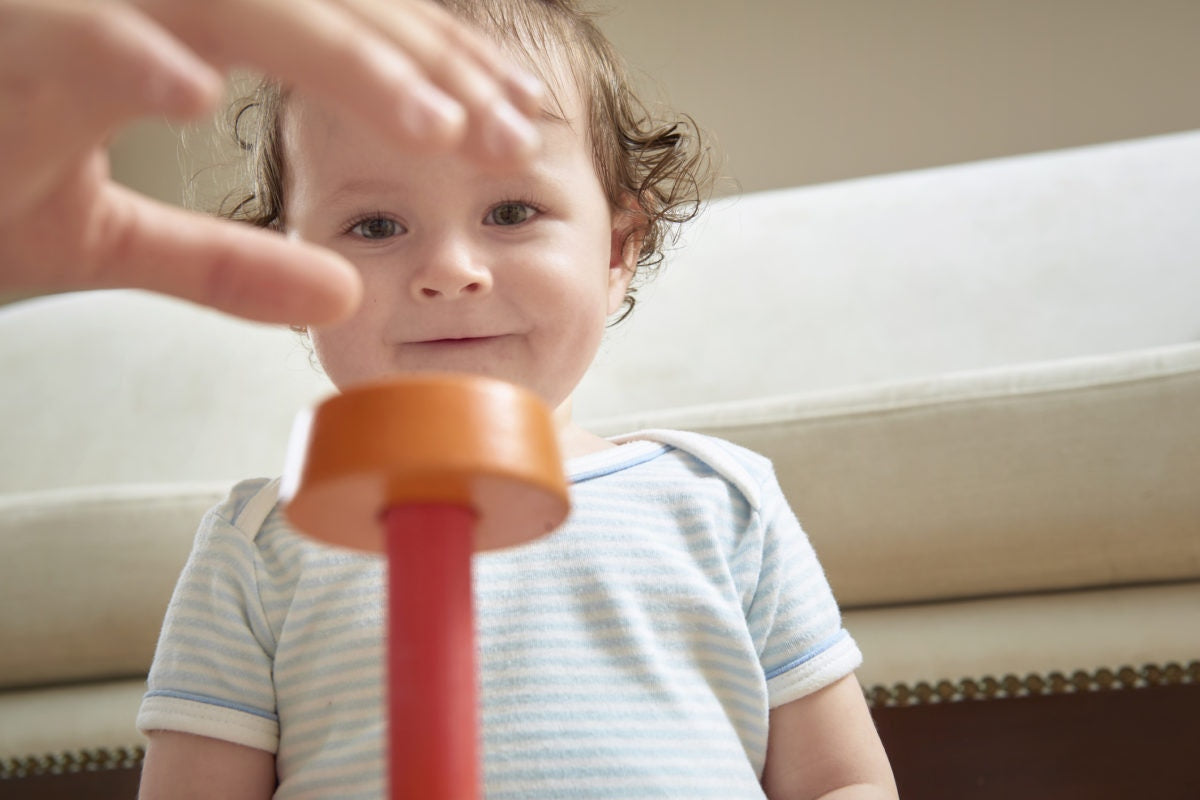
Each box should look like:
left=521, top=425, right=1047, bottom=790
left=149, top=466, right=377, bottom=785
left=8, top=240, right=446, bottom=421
left=486, top=99, right=541, bottom=159
left=404, top=82, right=466, bottom=141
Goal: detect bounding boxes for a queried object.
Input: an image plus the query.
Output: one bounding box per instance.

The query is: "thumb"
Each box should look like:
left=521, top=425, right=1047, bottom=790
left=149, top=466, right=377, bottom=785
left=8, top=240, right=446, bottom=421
left=90, top=183, right=362, bottom=326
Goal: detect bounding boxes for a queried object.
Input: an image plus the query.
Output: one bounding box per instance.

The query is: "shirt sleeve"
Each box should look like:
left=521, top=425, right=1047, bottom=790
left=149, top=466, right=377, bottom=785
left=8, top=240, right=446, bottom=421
left=745, top=469, right=863, bottom=708
left=137, top=483, right=281, bottom=753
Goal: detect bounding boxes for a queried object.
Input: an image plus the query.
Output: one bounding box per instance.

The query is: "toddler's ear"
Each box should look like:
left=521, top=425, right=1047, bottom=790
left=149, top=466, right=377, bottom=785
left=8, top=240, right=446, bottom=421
left=607, top=199, right=643, bottom=314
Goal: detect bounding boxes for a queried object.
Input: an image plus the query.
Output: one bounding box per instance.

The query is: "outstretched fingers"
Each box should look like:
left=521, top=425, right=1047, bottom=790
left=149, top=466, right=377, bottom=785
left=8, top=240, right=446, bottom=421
left=337, top=0, right=546, bottom=161
left=1, top=0, right=550, bottom=323
left=135, top=0, right=545, bottom=165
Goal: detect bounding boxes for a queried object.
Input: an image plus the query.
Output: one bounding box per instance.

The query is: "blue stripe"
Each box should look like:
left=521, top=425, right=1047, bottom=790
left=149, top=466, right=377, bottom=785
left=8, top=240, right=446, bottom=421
left=145, top=689, right=278, bottom=722
left=763, top=629, right=848, bottom=680
left=569, top=444, right=672, bottom=483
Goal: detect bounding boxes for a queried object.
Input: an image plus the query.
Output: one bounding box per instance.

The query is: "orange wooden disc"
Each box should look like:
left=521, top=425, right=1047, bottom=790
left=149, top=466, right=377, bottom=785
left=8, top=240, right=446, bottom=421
left=280, top=373, right=570, bottom=553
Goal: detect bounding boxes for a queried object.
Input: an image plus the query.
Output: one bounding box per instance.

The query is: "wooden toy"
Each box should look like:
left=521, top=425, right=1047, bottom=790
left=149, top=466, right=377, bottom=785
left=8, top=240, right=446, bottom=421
left=280, top=373, right=570, bottom=799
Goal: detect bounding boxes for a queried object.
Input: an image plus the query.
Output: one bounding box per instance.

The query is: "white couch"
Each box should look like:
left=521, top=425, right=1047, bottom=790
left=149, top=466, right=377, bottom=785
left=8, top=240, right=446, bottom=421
left=2, top=130, right=1198, bottom=796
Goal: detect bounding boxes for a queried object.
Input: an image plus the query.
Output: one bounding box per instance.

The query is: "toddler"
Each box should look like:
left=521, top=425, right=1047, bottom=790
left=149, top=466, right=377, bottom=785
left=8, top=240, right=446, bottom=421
left=137, top=1, right=897, bottom=798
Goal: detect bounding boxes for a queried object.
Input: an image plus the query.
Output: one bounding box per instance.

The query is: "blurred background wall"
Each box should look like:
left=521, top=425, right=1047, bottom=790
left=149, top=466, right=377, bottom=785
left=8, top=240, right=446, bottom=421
left=108, top=0, right=1200, bottom=206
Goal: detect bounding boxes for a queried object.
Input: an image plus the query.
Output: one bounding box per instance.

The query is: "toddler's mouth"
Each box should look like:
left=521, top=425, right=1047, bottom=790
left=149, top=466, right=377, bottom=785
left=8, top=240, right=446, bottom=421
left=413, top=335, right=505, bottom=346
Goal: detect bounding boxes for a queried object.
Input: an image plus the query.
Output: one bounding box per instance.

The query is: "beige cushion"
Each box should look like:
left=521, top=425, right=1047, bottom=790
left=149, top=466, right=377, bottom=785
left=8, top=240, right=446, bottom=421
left=847, top=581, right=1200, bottom=691
left=0, top=679, right=147, bottom=758
left=0, top=290, right=333, bottom=494
left=593, top=342, right=1200, bottom=607
left=0, top=484, right=226, bottom=689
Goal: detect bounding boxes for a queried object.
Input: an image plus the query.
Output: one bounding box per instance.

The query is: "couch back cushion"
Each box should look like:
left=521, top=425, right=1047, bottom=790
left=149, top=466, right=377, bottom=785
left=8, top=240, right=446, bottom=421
left=575, top=130, right=1200, bottom=421
left=0, top=291, right=334, bottom=493
left=593, top=343, right=1200, bottom=606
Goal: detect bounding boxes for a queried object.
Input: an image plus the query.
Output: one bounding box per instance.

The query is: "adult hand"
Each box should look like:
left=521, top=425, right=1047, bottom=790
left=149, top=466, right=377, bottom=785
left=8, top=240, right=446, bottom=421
left=0, top=0, right=544, bottom=324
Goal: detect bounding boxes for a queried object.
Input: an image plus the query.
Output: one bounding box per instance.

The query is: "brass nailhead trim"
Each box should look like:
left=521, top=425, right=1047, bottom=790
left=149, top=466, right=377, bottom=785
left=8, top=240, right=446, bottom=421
left=0, top=746, right=145, bottom=780
left=865, top=660, right=1200, bottom=709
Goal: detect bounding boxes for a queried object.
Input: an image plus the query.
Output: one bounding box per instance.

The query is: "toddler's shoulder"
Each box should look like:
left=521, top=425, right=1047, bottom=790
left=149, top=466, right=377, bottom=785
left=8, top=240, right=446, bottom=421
left=613, top=429, right=778, bottom=511
left=207, top=477, right=283, bottom=539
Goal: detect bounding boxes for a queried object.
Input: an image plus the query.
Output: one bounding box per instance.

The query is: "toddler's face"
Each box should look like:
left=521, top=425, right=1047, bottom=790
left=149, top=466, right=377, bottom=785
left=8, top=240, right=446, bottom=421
left=282, top=79, right=635, bottom=412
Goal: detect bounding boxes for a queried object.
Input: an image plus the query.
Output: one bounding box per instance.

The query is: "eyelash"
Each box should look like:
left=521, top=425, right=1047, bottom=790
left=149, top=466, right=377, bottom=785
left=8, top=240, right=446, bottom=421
left=342, top=212, right=401, bottom=240
left=485, top=197, right=545, bottom=226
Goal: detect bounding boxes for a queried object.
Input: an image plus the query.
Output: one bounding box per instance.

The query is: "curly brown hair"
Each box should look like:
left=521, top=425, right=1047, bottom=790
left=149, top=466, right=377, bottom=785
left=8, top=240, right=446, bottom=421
left=221, top=0, right=717, bottom=322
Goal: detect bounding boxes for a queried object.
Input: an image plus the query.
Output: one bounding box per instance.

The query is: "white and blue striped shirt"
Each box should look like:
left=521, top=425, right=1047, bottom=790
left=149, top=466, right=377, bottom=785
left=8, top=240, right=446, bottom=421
left=139, top=430, right=861, bottom=798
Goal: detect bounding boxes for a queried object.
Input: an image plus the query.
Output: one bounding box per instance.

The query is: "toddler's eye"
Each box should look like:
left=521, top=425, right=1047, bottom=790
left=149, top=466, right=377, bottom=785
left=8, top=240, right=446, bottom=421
left=351, top=217, right=400, bottom=240
left=487, top=202, right=535, bottom=226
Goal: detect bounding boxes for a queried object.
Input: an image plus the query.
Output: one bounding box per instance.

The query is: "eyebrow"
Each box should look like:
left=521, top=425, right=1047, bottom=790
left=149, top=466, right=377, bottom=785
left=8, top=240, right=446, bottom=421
left=317, top=178, right=405, bottom=208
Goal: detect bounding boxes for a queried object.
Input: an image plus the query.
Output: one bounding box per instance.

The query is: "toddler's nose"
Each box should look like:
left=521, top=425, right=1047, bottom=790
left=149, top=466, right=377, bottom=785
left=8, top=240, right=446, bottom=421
left=411, top=240, right=493, bottom=301
left=416, top=279, right=487, bottom=300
